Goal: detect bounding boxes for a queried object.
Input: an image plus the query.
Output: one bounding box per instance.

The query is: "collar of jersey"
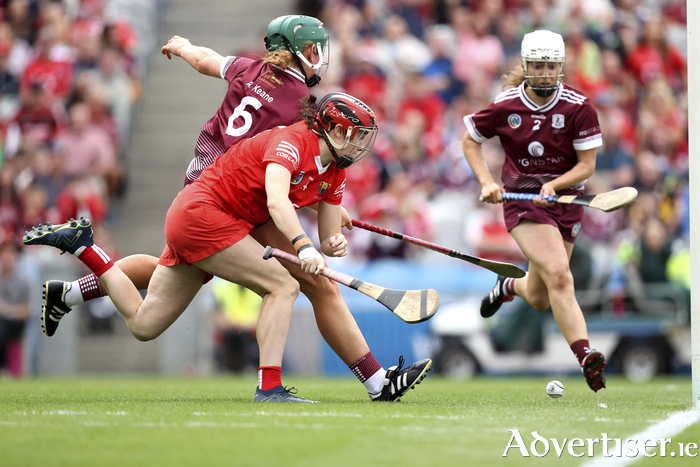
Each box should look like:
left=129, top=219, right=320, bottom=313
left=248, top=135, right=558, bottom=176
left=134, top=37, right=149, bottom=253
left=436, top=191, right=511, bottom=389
left=518, top=81, right=562, bottom=112
left=315, top=155, right=331, bottom=174
left=272, top=64, right=306, bottom=84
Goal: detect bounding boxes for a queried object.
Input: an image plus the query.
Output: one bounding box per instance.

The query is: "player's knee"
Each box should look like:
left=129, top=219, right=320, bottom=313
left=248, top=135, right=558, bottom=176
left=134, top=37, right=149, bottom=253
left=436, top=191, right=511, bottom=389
left=275, top=275, right=300, bottom=301
left=545, top=267, right=574, bottom=293
left=130, top=325, right=161, bottom=342
left=530, top=296, right=550, bottom=311
left=299, top=274, right=338, bottom=300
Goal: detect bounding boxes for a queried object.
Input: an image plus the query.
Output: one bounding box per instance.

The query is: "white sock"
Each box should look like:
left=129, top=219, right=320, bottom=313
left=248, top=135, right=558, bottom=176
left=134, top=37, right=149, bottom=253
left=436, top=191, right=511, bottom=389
left=65, top=280, right=84, bottom=307
left=365, top=368, right=386, bottom=394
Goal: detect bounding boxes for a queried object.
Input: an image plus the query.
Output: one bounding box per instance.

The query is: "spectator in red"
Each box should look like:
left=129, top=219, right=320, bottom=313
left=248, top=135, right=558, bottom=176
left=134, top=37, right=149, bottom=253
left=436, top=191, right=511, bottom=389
left=625, top=17, right=686, bottom=92
left=5, top=83, right=61, bottom=156
left=396, top=71, right=445, bottom=160
left=53, top=176, right=108, bottom=225
left=341, top=51, right=387, bottom=122
left=20, top=25, right=74, bottom=100
left=596, top=48, right=637, bottom=114
left=635, top=77, right=687, bottom=166
left=470, top=203, right=527, bottom=264
left=357, top=172, right=433, bottom=260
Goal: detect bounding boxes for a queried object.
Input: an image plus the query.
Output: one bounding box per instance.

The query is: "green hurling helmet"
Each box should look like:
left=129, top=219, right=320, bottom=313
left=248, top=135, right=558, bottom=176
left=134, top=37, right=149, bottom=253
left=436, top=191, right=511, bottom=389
left=264, top=15, right=329, bottom=87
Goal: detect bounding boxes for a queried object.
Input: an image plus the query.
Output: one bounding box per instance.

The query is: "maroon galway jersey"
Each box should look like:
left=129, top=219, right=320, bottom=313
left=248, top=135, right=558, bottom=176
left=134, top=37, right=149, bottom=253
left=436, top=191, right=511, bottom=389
left=464, top=82, right=602, bottom=194
left=187, top=56, right=310, bottom=182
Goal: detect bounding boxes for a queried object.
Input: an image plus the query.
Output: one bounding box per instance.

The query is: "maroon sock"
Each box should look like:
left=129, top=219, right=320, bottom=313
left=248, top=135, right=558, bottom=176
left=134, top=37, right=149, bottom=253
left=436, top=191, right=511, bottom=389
left=503, top=278, right=516, bottom=296
left=258, top=366, right=282, bottom=390
left=571, top=339, right=591, bottom=365
left=349, top=352, right=382, bottom=383
left=76, top=246, right=114, bottom=277
left=79, top=274, right=105, bottom=301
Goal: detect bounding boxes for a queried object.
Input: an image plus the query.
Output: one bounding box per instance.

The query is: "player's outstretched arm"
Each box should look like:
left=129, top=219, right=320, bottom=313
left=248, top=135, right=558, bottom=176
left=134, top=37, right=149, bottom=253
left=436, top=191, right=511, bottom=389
left=161, top=35, right=224, bottom=78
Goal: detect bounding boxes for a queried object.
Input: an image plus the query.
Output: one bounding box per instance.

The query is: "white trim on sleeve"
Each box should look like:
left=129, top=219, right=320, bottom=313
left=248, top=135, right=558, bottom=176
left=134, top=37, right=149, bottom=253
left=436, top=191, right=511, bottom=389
left=220, top=56, right=237, bottom=80
left=463, top=114, right=489, bottom=143
left=573, top=134, right=603, bottom=151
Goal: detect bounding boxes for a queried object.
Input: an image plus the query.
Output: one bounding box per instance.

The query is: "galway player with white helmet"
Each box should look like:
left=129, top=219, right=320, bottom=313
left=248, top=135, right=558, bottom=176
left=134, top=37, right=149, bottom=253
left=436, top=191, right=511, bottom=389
left=462, top=30, right=606, bottom=392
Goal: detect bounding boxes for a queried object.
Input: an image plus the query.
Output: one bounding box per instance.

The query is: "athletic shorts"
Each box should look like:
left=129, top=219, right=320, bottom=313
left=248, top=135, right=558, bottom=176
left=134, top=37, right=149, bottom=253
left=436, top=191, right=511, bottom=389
left=159, top=183, right=254, bottom=267
left=502, top=194, right=584, bottom=244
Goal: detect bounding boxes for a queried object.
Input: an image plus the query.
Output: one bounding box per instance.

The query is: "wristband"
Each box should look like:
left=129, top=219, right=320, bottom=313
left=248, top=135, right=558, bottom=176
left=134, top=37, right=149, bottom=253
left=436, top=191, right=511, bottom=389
left=297, top=243, right=313, bottom=253
left=292, top=234, right=313, bottom=252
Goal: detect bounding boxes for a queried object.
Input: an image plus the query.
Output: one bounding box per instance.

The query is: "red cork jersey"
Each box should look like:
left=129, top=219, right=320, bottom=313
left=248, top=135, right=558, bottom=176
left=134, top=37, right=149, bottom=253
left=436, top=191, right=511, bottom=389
left=197, top=121, right=346, bottom=226
left=187, top=56, right=310, bottom=182
left=464, top=82, right=602, bottom=194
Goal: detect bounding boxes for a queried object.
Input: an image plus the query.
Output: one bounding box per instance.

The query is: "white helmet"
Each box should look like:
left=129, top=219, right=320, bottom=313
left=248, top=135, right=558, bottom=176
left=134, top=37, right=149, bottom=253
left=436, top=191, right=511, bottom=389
left=521, top=30, right=565, bottom=97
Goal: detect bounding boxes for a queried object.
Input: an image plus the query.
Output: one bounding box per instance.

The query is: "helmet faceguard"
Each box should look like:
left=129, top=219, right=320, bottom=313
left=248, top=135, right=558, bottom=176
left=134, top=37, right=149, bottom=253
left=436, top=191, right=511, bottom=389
left=521, top=30, right=565, bottom=98
left=264, top=15, right=329, bottom=88
left=314, top=92, right=378, bottom=169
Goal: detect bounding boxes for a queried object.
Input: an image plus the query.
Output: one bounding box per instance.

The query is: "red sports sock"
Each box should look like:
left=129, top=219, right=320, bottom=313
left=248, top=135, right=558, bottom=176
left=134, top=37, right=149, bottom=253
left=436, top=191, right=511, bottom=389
left=503, top=278, right=516, bottom=297
left=258, top=366, right=282, bottom=390
left=570, top=339, right=591, bottom=365
left=76, top=246, right=114, bottom=277
left=350, top=352, right=382, bottom=383
left=79, top=274, right=105, bottom=301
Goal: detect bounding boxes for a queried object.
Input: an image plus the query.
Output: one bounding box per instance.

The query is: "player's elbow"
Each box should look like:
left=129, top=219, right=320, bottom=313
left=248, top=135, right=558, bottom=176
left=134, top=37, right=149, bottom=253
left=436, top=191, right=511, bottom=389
left=266, top=195, right=288, bottom=217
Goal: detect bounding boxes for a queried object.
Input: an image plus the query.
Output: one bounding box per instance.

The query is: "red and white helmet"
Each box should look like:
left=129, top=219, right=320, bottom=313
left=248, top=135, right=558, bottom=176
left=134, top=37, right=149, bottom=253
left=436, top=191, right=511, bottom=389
left=313, top=92, right=378, bottom=169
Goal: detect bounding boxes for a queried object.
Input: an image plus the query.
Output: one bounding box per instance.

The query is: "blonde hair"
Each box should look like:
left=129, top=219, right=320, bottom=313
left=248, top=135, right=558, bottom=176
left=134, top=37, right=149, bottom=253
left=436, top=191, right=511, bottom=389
left=263, top=49, right=293, bottom=69
left=501, top=65, right=525, bottom=90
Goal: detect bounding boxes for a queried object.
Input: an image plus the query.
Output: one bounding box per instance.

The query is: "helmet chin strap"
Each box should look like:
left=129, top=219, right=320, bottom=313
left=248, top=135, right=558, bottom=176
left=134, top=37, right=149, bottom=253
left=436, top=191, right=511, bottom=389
left=322, top=127, right=355, bottom=169
left=532, top=86, right=557, bottom=97
left=527, top=80, right=559, bottom=98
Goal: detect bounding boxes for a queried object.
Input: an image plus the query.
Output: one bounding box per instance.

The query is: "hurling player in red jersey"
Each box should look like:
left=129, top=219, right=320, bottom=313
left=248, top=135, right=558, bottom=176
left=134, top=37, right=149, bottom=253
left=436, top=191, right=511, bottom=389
left=37, top=17, right=432, bottom=402
left=25, top=93, right=373, bottom=402
left=462, top=30, right=606, bottom=392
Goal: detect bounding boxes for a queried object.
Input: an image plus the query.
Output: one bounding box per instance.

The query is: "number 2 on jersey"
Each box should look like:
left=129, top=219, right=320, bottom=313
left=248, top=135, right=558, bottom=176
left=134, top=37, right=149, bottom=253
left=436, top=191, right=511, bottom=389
left=226, top=96, right=263, bottom=137
left=533, top=120, right=541, bottom=131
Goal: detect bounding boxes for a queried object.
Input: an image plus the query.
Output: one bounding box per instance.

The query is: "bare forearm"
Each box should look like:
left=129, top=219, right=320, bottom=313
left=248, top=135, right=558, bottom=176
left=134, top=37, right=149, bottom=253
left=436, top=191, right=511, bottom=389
left=462, top=134, right=495, bottom=186
left=548, top=162, right=596, bottom=192
left=268, top=197, right=306, bottom=243
left=178, top=45, right=219, bottom=72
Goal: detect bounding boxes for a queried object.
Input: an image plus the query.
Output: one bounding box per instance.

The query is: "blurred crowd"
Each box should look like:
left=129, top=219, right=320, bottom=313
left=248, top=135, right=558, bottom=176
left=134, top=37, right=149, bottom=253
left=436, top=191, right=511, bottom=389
left=0, top=0, right=691, bottom=371
left=286, top=0, right=690, bottom=316
left=0, top=0, right=139, bottom=258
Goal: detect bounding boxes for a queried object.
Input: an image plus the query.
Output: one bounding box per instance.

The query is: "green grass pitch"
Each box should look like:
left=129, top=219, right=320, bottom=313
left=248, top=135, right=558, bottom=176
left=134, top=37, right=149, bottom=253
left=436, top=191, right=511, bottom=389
left=1, top=375, right=698, bottom=467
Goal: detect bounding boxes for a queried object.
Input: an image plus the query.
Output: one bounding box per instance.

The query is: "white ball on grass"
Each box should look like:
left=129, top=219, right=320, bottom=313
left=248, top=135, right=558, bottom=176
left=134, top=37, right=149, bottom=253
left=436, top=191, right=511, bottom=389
left=546, top=380, right=564, bottom=398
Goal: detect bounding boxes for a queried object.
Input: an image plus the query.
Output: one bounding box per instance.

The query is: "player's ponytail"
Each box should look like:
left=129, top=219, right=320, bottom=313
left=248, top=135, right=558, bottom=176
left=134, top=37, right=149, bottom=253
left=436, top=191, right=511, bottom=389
left=263, top=49, right=293, bottom=69
left=300, top=94, right=318, bottom=131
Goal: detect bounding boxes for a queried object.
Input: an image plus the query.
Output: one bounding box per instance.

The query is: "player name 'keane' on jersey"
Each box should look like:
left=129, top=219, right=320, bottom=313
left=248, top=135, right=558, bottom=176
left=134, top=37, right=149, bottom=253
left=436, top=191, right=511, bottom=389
left=246, top=82, right=274, bottom=103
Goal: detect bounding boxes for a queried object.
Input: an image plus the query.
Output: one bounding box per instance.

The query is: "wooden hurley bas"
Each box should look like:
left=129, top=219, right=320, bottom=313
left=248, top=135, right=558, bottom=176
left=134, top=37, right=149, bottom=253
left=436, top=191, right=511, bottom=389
left=484, top=187, right=639, bottom=213
left=263, top=246, right=440, bottom=323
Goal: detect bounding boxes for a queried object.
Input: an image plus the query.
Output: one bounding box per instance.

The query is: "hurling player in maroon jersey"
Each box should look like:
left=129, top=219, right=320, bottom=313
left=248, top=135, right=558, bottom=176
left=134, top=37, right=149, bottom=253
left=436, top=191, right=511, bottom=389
left=462, top=30, right=606, bottom=392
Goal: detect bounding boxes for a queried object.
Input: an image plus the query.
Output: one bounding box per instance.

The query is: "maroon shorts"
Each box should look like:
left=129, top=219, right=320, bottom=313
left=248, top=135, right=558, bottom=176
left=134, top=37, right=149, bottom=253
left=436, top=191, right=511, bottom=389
left=159, top=183, right=254, bottom=267
left=502, top=197, right=584, bottom=243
